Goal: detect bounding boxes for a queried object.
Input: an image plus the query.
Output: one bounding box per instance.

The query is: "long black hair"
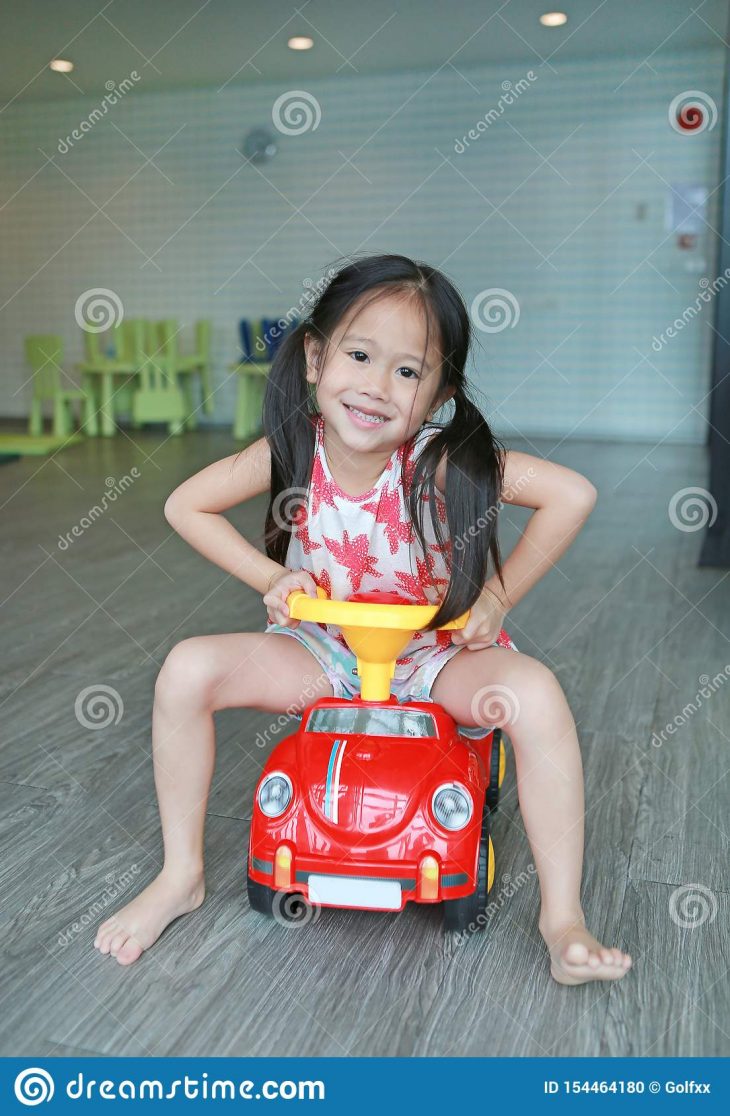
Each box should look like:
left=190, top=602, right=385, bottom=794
left=260, top=253, right=507, bottom=632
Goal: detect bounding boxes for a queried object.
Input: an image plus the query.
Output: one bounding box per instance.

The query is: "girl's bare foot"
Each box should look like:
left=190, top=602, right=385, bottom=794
left=93, top=869, right=205, bottom=966
left=539, top=912, right=633, bottom=986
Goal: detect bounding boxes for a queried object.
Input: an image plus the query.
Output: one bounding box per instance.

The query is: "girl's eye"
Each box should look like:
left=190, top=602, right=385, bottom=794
left=348, top=351, right=420, bottom=380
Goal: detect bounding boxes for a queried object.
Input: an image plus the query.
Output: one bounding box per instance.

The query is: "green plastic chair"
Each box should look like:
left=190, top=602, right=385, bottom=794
left=131, top=321, right=186, bottom=435
left=176, top=320, right=213, bottom=417
left=26, top=334, right=95, bottom=437
left=156, top=319, right=214, bottom=430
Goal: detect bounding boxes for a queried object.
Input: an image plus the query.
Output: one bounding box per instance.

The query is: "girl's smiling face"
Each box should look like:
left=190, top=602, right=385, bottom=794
left=304, top=291, right=454, bottom=459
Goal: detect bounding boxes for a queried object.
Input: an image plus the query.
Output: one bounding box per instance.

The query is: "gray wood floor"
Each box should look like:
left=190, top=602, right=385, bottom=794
left=1, top=425, right=728, bottom=1057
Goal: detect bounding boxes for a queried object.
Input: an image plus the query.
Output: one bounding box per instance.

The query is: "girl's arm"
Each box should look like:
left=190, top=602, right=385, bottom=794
left=163, top=436, right=286, bottom=596
left=482, top=449, right=597, bottom=609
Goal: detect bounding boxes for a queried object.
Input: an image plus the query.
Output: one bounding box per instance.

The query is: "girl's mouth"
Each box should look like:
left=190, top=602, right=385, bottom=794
left=343, top=402, right=390, bottom=428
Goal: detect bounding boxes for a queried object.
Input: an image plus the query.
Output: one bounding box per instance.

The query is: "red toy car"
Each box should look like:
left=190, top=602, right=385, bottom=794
left=247, top=589, right=506, bottom=933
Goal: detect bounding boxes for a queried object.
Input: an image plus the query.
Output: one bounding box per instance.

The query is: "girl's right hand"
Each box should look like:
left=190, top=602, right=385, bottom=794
left=263, top=568, right=320, bottom=629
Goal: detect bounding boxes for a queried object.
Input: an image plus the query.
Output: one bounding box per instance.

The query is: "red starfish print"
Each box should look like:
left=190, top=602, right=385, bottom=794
left=361, top=485, right=413, bottom=555
left=322, top=530, right=382, bottom=591
left=310, top=453, right=340, bottom=517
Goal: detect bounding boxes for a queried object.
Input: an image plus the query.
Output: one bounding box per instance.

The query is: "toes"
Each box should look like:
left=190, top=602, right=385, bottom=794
left=96, top=923, right=118, bottom=954
left=564, top=941, right=590, bottom=966
left=116, top=938, right=143, bottom=966
left=600, top=948, right=614, bottom=965
left=108, top=931, right=128, bottom=955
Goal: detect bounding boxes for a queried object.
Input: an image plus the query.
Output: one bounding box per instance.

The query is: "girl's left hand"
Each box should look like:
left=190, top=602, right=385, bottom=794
left=450, top=586, right=508, bottom=651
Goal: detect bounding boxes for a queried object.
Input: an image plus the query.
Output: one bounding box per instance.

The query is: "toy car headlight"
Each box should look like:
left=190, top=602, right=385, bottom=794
left=432, top=783, right=473, bottom=831
left=257, top=772, right=293, bottom=818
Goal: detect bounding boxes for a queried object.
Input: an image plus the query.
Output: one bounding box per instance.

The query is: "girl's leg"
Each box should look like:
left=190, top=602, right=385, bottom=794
left=430, top=648, right=632, bottom=986
left=94, top=632, right=333, bottom=965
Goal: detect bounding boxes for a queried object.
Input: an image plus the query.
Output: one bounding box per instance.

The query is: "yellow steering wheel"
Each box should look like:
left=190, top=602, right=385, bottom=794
left=285, top=587, right=470, bottom=702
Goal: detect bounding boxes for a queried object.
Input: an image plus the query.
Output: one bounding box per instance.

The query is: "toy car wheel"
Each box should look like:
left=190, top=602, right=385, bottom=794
left=442, top=804, right=493, bottom=934
left=485, top=728, right=503, bottom=812
left=247, top=870, right=275, bottom=916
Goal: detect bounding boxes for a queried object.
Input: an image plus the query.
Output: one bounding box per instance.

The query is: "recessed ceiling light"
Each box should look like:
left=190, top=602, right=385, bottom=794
left=539, top=12, right=568, bottom=27
left=288, top=36, right=314, bottom=51
left=49, top=59, right=74, bottom=73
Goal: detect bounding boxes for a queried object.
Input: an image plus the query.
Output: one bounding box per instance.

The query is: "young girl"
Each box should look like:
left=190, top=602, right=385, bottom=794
left=94, top=253, right=632, bottom=985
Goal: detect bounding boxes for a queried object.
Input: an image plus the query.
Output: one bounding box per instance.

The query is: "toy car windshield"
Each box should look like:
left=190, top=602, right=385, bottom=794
left=304, top=705, right=437, bottom=738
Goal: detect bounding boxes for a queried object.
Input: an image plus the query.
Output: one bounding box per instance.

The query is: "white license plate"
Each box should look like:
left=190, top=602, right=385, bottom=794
left=307, top=874, right=402, bottom=910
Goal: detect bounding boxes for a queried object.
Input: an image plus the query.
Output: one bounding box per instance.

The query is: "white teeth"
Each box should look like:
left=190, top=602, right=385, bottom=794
left=346, top=405, right=387, bottom=424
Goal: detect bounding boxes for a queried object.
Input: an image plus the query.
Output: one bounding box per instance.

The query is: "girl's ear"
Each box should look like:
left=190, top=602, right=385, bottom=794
left=429, top=386, right=456, bottom=416
left=304, top=333, right=321, bottom=383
